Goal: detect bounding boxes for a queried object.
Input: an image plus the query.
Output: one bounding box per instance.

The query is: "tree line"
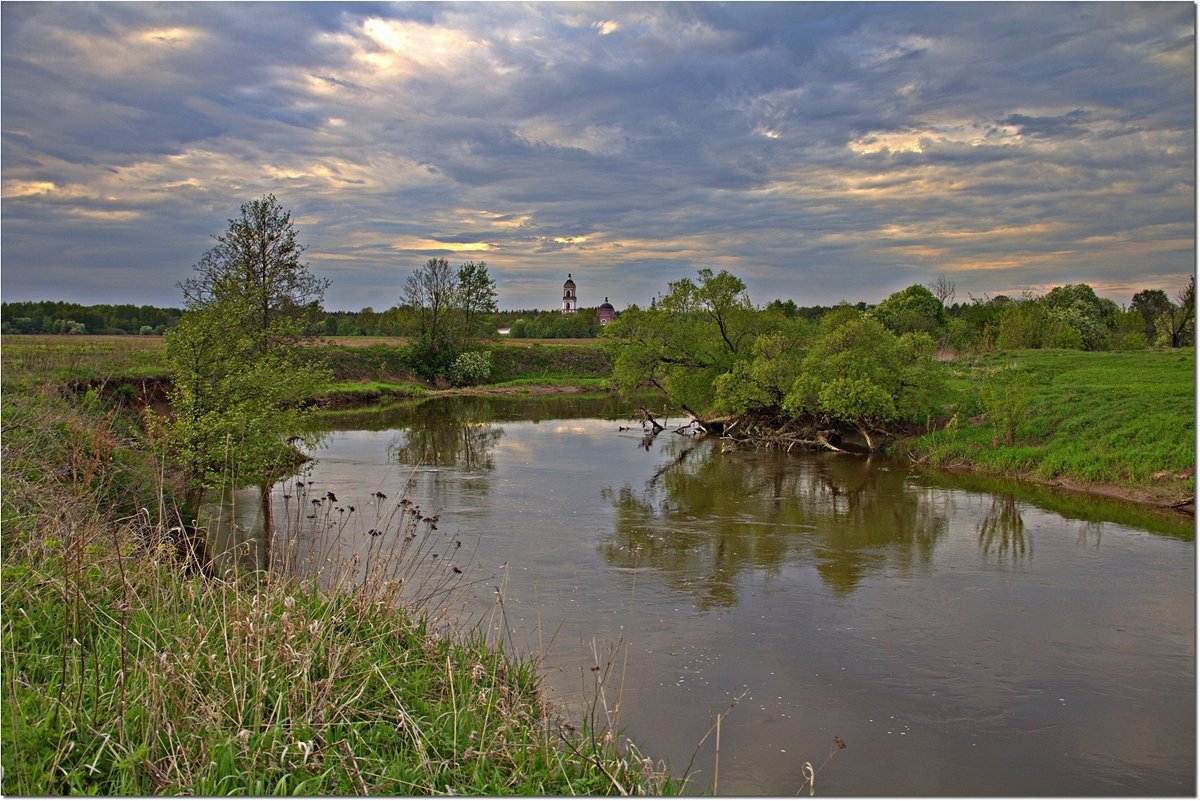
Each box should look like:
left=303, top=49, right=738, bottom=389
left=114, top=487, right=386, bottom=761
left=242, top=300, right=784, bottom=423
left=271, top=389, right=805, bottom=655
left=7, top=279, right=1192, bottom=354
left=1, top=301, right=182, bottom=335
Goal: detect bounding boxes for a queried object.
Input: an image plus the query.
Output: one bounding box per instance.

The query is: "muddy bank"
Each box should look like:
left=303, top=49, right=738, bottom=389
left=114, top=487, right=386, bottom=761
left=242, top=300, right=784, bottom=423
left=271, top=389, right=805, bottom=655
left=914, top=459, right=1194, bottom=517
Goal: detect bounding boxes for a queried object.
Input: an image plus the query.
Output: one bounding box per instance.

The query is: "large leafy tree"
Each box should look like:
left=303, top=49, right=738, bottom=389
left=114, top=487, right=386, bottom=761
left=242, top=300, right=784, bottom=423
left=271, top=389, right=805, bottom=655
left=159, top=195, right=330, bottom=561
left=603, top=268, right=756, bottom=412
left=871, top=284, right=947, bottom=337
left=783, top=310, right=943, bottom=451
left=1041, top=283, right=1118, bottom=350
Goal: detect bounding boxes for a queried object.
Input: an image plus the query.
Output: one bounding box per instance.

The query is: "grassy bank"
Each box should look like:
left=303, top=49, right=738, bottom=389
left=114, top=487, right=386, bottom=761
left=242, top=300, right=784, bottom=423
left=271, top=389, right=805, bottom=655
left=0, top=339, right=680, bottom=795
left=1, top=335, right=613, bottom=407
left=903, top=349, right=1195, bottom=507
left=5, top=335, right=1192, bottom=508
left=317, top=339, right=612, bottom=400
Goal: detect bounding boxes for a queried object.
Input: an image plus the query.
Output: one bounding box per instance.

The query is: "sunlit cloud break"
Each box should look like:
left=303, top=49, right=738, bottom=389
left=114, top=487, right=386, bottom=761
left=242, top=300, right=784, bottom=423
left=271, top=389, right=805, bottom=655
left=1, top=2, right=1193, bottom=311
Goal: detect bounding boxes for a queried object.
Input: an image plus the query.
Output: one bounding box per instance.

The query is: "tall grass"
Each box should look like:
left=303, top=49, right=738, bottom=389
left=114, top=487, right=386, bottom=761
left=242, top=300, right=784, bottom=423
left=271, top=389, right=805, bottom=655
left=1, top=346, right=683, bottom=795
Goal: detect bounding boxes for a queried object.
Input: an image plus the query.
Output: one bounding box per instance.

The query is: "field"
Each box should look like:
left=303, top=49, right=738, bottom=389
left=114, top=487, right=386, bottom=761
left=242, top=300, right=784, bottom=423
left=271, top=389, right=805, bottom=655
left=905, top=348, right=1195, bottom=507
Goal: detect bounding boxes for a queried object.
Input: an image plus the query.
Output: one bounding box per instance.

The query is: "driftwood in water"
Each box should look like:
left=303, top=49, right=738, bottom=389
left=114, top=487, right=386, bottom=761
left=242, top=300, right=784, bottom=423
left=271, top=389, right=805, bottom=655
left=638, top=407, right=666, bottom=433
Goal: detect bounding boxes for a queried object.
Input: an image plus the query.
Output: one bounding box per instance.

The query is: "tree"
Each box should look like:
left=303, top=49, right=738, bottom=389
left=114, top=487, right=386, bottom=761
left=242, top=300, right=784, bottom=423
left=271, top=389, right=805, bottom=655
left=928, top=275, right=956, bottom=307
left=995, top=295, right=1047, bottom=349
left=871, top=284, right=947, bottom=337
left=456, top=261, right=498, bottom=338
left=1042, top=283, right=1116, bottom=350
left=181, top=194, right=328, bottom=352
left=158, top=195, right=330, bottom=569
left=603, top=268, right=756, bottom=412
left=400, top=259, right=502, bottom=377
left=783, top=311, right=943, bottom=451
left=1156, top=277, right=1195, bottom=348
left=1131, top=289, right=1172, bottom=342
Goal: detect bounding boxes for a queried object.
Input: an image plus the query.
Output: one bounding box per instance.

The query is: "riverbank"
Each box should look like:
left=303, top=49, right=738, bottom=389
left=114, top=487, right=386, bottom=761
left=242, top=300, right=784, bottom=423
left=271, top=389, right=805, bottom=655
left=898, top=348, right=1195, bottom=514
left=6, top=335, right=1193, bottom=515
left=0, top=339, right=682, bottom=795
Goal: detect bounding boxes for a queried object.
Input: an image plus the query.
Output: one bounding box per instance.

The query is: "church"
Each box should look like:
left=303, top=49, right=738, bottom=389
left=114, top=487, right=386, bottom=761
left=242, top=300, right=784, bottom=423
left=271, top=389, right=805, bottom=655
left=561, top=273, right=616, bottom=325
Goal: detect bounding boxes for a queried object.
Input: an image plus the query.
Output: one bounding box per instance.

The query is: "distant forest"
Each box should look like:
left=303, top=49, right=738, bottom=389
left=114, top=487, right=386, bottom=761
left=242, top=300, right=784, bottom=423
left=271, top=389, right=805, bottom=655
left=1, top=301, right=183, bottom=336
left=2, top=278, right=1193, bottom=353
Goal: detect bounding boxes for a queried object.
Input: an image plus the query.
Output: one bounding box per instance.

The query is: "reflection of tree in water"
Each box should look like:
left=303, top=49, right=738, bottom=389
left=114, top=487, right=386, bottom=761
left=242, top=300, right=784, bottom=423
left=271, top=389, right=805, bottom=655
left=978, top=493, right=1030, bottom=564
left=387, top=397, right=504, bottom=472
left=1076, top=520, right=1104, bottom=550
left=599, top=442, right=949, bottom=606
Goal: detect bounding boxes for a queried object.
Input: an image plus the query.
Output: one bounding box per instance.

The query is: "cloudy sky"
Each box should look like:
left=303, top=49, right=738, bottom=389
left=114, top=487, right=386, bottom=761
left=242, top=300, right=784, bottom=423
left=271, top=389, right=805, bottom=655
left=2, top=2, right=1194, bottom=312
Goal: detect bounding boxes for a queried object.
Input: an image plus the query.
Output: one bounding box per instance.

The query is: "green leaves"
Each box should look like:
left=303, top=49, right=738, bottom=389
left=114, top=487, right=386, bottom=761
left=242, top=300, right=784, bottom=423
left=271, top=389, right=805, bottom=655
left=604, top=269, right=756, bottom=410
left=605, top=272, right=945, bottom=450
left=783, top=312, right=944, bottom=440
left=160, top=196, right=331, bottom=494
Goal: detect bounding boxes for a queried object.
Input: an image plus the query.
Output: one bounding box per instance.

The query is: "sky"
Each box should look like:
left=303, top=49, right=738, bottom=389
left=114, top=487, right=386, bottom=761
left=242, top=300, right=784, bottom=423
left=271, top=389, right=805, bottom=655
left=1, top=2, right=1195, bottom=312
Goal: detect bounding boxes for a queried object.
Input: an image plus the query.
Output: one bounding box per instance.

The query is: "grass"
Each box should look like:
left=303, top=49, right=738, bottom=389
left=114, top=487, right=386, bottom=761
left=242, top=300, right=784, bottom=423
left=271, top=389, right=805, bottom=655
left=903, top=348, right=1195, bottom=500
left=1, top=335, right=167, bottom=386
left=2, top=536, right=678, bottom=794
left=0, top=338, right=684, bottom=795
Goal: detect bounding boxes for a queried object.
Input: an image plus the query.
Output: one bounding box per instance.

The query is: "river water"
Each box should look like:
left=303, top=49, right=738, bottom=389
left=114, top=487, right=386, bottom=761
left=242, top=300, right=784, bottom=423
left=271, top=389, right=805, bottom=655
left=228, top=394, right=1193, bottom=795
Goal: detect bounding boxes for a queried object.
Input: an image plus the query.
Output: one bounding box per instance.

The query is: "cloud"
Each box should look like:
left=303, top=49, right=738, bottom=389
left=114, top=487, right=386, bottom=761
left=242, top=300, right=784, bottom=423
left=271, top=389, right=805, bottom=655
left=0, top=2, right=1193, bottom=310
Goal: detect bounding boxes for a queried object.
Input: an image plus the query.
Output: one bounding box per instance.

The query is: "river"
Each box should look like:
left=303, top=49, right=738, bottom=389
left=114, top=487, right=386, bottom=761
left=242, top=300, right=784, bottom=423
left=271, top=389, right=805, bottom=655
left=210, top=394, right=1195, bottom=795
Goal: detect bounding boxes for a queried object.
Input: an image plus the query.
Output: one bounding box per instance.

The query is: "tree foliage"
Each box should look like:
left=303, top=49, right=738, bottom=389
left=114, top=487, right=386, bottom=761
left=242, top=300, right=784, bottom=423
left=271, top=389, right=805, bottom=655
left=181, top=194, right=328, bottom=351
left=158, top=195, right=330, bottom=499
left=1, top=301, right=181, bottom=335
left=783, top=311, right=943, bottom=450
left=402, top=258, right=460, bottom=350
left=871, top=283, right=947, bottom=337
left=1155, top=277, right=1195, bottom=348
left=456, top=261, right=499, bottom=338
left=1131, top=289, right=1172, bottom=342
left=603, top=272, right=943, bottom=451
left=603, top=269, right=756, bottom=411
left=400, top=259, right=501, bottom=376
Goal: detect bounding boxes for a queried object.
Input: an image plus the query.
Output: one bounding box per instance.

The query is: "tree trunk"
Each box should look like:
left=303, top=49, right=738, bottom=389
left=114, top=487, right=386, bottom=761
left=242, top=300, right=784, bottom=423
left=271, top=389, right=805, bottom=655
left=260, top=480, right=273, bottom=573
left=855, top=422, right=876, bottom=452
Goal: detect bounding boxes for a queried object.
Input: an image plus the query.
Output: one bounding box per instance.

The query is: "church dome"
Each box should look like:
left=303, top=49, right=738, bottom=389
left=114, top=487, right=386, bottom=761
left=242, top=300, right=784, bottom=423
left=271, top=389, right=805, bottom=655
left=563, top=273, right=576, bottom=288
left=599, top=297, right=614, bottom=310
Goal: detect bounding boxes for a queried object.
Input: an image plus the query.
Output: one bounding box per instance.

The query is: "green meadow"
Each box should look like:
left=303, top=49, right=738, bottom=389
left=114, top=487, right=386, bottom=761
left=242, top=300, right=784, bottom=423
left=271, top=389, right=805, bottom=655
left=904, top=348, right=1195, bottom=504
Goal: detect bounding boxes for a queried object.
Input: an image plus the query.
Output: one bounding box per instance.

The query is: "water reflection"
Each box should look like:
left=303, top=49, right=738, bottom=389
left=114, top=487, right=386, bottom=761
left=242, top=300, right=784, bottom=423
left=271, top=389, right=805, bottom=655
left=977, top=493, right=1030, bottom=564
left=600, top=442, right=950, bottom=602
left=284, top=396, right=1194, bottom=795
left=378, top=397, right=504, bottom=471
left=1077, top=520, right=1104, bottom=550
left=196, top=484, right=270, bottom=575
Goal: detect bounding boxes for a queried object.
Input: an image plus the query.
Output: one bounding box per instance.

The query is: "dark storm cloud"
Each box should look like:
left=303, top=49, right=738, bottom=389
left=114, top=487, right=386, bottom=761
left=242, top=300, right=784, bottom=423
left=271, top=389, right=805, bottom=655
left=1, top=2, right=1193, bottom=311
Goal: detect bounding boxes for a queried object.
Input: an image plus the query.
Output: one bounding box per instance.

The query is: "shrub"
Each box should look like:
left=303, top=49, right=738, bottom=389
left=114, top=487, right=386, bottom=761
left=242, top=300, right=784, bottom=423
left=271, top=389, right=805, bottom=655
left=976, top=364, right=1030, bottom=445
left=448, top=350, right=493, bottom=386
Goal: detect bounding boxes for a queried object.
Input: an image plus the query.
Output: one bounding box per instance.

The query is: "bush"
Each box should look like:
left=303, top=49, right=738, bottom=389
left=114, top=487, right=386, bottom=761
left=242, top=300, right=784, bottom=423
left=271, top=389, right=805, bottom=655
left=976, top=364, right=1030, bottom=445
left=447, top=350, right=493, bottom=386
left=407, top=335, right=459, bottom=381
left=1116, top=333, right=1149, bottom=351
